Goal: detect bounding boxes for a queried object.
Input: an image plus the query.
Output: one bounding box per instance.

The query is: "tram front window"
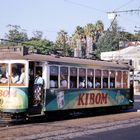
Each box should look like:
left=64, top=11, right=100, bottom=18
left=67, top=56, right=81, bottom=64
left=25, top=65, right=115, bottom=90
left=11, top=63, right=26, bottom=85
left=0, top=63, right=8, bottom=85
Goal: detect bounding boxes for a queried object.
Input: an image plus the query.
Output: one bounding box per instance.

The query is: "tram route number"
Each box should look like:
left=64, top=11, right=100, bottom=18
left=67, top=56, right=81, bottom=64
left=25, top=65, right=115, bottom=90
left=0, top=89, right=17, bottom=97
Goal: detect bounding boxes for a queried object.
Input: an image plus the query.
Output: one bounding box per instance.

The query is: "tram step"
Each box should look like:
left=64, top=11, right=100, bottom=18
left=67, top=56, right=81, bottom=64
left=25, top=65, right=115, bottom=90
left=27, top=113, right=44, bottom=118
left=28, top=105, right=42, bottom=115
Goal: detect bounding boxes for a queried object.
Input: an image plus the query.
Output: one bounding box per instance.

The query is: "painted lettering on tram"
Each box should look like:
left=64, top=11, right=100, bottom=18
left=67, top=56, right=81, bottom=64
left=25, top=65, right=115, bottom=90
left=77, top=93, right=108, bottom=106
left=0, top=89, right=17, bottom=97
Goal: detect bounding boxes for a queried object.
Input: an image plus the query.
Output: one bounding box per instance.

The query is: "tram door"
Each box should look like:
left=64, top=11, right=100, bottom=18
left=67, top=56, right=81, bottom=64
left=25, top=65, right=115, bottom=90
left=28, top=61, right=44, bottom=115
left=35, top=65, right=44, bottom=106
left=29, top=61, right=35, bottom=107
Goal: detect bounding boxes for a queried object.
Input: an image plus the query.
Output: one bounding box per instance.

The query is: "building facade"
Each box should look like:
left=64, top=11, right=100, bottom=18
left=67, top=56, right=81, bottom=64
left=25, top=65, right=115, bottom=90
left=101, top=45, right=140, bottom=77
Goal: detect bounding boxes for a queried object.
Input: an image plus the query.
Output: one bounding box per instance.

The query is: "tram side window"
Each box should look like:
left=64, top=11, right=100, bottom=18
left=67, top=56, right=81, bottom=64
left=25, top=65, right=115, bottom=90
left=103, top=70, right=109, bottom=88
left=95, top=69, right=101, bottom=88
left=60, top=67, right=68, bottom=88
left=116, top=71, right=122, bottom=88
left=87, top=69, right=94, bottom=88
left=70, top=67, right=77, bottom=88
left=0, top=63, right=8, bottom=85
left=110, top=70, right=115, bottom=88
left=50, top=66, right=58, bottom=88
left=123, top=71, right=128, bottom=88
left=11, top=63, right=25, bottom=85
left=79, top=68, right=86, bottom=88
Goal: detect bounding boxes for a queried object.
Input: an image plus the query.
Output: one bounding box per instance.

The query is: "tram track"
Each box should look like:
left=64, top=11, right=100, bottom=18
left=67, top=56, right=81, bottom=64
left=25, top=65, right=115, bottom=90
left=2, top=117, right=140, bottom=140
left=1, top=112, right=140, bottom=140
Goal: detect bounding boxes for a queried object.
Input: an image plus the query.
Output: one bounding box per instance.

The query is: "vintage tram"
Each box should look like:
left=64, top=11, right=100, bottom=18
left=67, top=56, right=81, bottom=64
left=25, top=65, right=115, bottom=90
left=0, top=46, right=134, bottom=122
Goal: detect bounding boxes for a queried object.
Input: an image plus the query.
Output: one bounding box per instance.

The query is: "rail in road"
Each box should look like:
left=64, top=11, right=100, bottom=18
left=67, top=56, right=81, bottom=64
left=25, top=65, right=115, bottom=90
left=1, top=112, right=140, bottom=140
left=6, top=118, right=140, bottom=140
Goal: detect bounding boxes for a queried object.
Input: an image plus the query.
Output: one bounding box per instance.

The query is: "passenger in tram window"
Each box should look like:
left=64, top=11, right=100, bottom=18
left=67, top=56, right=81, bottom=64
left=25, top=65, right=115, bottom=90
left=110, top=79, right=115, bottom=88
left=95, top=79, right=101, bottom=88
left=60, top=75, right=68, bottom=88
left=11, top=70, right=19, bottom=83
left=70, top=80, right=73, bottom=88
left=103, top=81, right=107, bottom=88
left=70, top=76, right=77, bottom=88
left=87, top=77, right=93, bottom=88
left=17, top=67, right=25, bottom=84
left=79, top=78, right=85, bottom=88
left=110, top=82, right=113, bottom=88
left=50, top=79, right=57, bottom=88
left=33, top=71, right=44, bottom=106
left=0, top=73, right=8, bottom=83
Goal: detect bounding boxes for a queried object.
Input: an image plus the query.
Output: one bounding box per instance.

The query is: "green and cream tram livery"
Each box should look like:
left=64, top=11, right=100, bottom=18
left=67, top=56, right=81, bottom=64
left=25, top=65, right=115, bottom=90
left=0, top=46, right=134, bottom=121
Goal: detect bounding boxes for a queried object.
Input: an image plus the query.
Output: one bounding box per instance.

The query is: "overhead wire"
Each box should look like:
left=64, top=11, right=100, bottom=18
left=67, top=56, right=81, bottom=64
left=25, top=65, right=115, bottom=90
left=64, top=0, right=106, bottom=13
left=107, top=0, right=140, bottom=32
left=118, top=15, right=140, bottom=33
left=2, top=0, right=139, bottom=41
left=114, top=0, right=136, bottom=10
left=10, top=1, right=140, bottom=37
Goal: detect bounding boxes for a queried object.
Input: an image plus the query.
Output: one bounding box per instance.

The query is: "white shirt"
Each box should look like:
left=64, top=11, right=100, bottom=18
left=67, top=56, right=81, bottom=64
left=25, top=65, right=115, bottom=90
left=12, top=75, right=19, bottom=83
left=50, top=80, right=56, bottom=88
left=17, top=72, right=25, bottom=84
left=61, top=80, right=67, bottom=88
left=79, top=81, right=85, bottom=88
left=95, top=82, right=100, bottom=88
left=110, top=82, right=114, bottom=88
left=0, top=77, right=8, bottom=83
left=87, top=81, right=92, bottom=88
left=34, top=76, right=44, bottom=85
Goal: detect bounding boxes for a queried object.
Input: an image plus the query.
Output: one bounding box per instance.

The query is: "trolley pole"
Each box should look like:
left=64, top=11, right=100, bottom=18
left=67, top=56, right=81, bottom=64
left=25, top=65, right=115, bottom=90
left=107, top=9, right=140, bottom=31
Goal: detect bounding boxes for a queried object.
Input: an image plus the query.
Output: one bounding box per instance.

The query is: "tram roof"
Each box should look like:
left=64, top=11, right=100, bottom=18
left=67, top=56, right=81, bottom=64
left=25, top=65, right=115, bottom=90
left=0, top=46, right=133, bottom=70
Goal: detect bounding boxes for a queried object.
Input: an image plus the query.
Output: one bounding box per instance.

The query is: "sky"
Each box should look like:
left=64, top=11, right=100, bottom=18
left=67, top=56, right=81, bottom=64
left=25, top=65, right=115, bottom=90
left=0, top=0, right=140, bottom=41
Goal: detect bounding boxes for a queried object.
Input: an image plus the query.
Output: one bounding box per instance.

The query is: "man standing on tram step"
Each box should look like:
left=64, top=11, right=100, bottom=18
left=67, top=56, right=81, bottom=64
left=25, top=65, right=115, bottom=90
left=33, top=71, right=44, bottom=106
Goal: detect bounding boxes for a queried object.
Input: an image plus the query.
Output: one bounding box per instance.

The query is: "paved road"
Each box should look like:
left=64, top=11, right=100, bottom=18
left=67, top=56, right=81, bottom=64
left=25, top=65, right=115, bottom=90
left=71, top=92, right=140, bottom=140
left=134, top=92, right=140, bottom=110
left=72, top=125, right=140, bottom=140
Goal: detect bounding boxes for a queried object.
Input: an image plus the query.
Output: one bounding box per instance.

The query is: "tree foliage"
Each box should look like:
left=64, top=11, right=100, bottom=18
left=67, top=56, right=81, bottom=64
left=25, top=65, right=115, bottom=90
left=32, top=30, right=43, bottom=40
left=2, top=22, right=140, bottom=58
left=96, top=21, right=121, bottom=57
left=55, top=30, right=73, bottom=56
left=23, top=38, right=54, bottom=54
left=5, top=25, right=28, bottom=45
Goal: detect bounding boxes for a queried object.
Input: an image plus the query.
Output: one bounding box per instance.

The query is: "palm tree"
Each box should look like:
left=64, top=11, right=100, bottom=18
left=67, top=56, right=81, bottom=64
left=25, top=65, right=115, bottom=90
left=84, top=23, right=95, bottom=58
left=56, top=30, right=69, bottom=56
left=73, top=26, right=85, bottom=57
left=95, top=20, right=104, bottom=42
